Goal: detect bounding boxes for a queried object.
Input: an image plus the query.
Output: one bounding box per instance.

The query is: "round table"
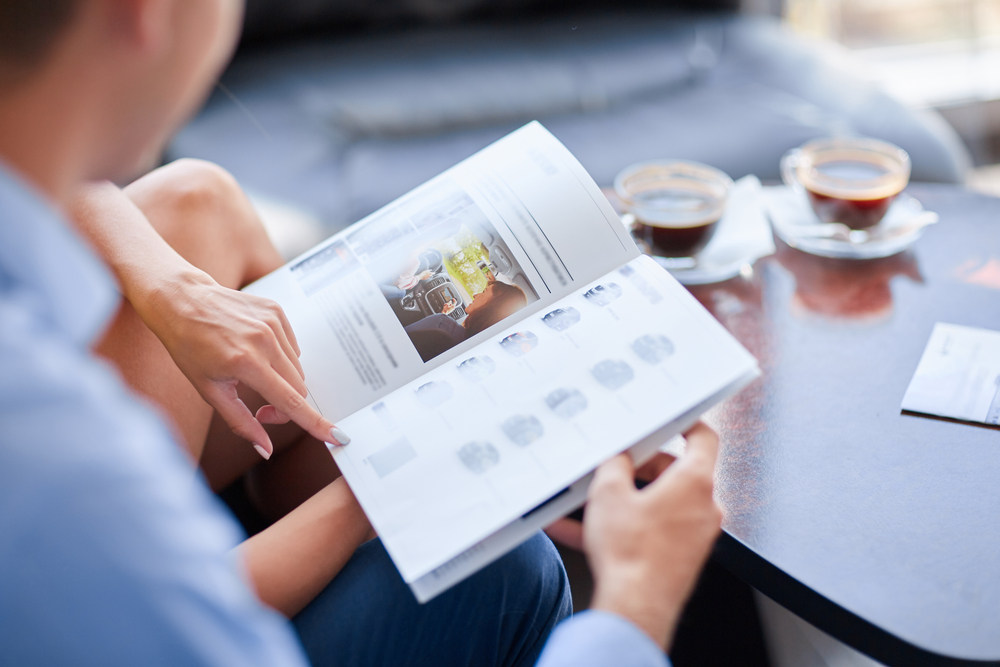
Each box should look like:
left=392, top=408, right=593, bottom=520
left=689, top=184, right=1000, bottom=666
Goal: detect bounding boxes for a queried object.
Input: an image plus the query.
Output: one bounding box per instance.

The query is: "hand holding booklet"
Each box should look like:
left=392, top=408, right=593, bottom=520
left=245, top=122, right=759, bottom=602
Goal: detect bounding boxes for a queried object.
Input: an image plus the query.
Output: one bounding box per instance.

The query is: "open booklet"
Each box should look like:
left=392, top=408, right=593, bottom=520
left=245, top=122, right=759, bottom=602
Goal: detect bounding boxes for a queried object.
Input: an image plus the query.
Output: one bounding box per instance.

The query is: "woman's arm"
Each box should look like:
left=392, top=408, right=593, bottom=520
left=71, top=181, right=208, bottom=309
left=70, top=179, right=346, bottom=456
left=239, top=478, right=374, bottom=617
left=71, top=176, right=369, bottom=616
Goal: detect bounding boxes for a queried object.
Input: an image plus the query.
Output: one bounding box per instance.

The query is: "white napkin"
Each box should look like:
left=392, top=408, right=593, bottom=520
left=670, top=174, right=775, bottom=284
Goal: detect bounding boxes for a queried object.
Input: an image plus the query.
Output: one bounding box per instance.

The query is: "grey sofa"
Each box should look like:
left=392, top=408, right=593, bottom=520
left=168, top=0, right=970, bottom=248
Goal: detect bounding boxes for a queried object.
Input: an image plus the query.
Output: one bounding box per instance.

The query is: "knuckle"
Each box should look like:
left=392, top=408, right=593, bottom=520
left=226, top=346, right=256, bottom=374
left=250, top=319, right=273, bottom=339
left=264, top=299, right=284, bottom=318
left=228, top=422, right=253, bottom=442
left=587, top=477, right=612, bottom=502
left=221, top=346, right=243, bottom=367
left=679, top=465, right=715, bottom=496
left=589, top=472, right=627, bottom=503
left=694, top=472, right=717, bottom=497
left=283, top=391, right=306, bottom=411
left=312, top=413, right=330, bottom=433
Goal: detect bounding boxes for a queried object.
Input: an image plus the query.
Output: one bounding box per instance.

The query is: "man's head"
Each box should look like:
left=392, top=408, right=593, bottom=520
left=0, top=1, right=79, bottom=82
left=462, top=278, right=528, bottom=337
left=0, top=0, right=243, bottom=198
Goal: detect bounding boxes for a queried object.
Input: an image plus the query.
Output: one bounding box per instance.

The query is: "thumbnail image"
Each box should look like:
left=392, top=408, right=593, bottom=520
left=583, top=282, right=623, bottom=306
left=371, top=401, right=397, bottom=431
left=542, top=307, right=581, bottom=332
left=361, top=185, right=539, bottom=362
left=457, top=355, right=497, bottom=382
left=545, top=387, right=588, bottom=419
left=619, top=264, right=662, bottom=304
left=457, top=440, right=501, bottom=474
left=500, top=331, right=539, bottom=357
left=501, top=414, right=545, bottom=447
left=591, top=359, right=635, bottom=390
left=631, top=334, right=675, bottom=365
left=366, top=438, right=417, bottom=479
left=415, top=381, right=454, bottom=407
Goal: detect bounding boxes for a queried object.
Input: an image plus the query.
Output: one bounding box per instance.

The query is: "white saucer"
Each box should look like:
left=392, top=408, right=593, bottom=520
left=764, top=186, right=937, bottom=259
left=630, top=175, right=775, bottom=285
left=649, top=251, right=751, bottom=286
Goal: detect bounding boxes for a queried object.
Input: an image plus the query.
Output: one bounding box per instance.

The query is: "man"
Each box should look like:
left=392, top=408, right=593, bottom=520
left=0, top=1, right=723, bottom=664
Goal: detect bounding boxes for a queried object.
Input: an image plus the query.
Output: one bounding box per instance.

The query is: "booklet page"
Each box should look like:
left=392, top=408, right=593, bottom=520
left=902, top=322, right=1000, bottom=425
left=245, top=122, right=637, bottom=421
left=332, top=255, right=759, bottom=600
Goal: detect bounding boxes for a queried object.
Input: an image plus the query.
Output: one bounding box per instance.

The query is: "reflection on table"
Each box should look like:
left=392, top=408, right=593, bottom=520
left=685, top=184, right=1000, bottom=666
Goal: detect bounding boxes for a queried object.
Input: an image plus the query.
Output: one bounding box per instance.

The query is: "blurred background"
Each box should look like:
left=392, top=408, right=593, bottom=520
left=169, top=0, right=1000, bottom=258
left=784, top=0, right=1000, bottom=191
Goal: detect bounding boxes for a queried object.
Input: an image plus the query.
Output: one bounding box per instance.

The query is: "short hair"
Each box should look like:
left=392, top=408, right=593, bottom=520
left=462, top=281, right=528, bottom=337
left=0, top=1, right=80, bottom=77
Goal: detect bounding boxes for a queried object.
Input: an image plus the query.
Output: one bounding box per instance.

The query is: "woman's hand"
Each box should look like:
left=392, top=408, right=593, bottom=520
left=440, top=298, right=458, bottom=315
left=70, top=179, right=349, bottom=460
left=137, top=268, right=348, bottom=458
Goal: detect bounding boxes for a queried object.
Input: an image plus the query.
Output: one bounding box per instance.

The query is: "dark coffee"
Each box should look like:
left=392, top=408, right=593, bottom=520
left=797, top=150, right=908, bottom=230
left=628, top=185, right=723, bottom=258
left=805, top=189, right=896, bottom=230
left=634, top=217, right=720, bottom=258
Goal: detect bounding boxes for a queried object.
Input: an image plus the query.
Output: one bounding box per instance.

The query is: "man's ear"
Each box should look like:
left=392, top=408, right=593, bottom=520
left=106, top=0, right=173, bottom=55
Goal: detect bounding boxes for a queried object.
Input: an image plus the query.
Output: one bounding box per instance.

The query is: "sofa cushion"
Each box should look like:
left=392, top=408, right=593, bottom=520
left=172, top=10, right=969, bottom=246
left=240, top=0, right=739, bottom=42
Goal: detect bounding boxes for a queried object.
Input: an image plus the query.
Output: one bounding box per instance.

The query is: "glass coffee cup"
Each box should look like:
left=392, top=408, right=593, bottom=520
left=781, top=137, right=911, bottom=230
left=614, top=160, right=733, bottom=269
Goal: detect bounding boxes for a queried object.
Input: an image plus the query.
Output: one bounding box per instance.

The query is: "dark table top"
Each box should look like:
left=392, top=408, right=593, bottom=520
left=687, top=183, right=1000, bottom=666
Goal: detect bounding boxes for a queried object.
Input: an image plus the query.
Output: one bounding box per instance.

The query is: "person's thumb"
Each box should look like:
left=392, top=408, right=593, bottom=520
left=589, top=453, right=635, bottom=498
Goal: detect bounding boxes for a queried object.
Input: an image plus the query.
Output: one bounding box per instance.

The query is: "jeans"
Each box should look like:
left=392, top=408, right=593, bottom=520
left=292, top=532, right=572, bottom=667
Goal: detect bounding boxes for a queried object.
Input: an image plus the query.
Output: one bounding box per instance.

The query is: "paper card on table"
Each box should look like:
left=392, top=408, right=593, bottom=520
left=901, top=322, right=1000, bottom=426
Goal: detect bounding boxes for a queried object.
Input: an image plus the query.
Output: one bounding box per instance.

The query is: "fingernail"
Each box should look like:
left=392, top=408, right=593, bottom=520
left=330, top=426, right=351, bottom=446
left=253, top=443, right=271, bottom=460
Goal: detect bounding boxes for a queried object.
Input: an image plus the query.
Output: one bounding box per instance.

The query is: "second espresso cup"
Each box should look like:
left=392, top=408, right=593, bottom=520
left=781, top=137, right=911, bottom=230
left=614, top=160, right=732, bottom=264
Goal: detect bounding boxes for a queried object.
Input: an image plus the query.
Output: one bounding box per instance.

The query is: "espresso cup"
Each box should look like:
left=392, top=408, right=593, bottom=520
left=614, top=160, right=732, bottom=266
left=781, top=137, right=911, bottom=230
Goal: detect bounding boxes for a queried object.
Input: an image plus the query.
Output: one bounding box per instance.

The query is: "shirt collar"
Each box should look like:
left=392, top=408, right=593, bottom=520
left=0, top=161, right=119, bottom=346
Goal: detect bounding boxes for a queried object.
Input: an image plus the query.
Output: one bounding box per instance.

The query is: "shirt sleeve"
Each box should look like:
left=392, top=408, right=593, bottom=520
left=0, top=299, right=310, bottom=667
left=535, top=610, right=672, bottom=667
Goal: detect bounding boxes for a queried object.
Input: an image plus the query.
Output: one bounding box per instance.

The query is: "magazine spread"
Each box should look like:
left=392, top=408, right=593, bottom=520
left=245, top=122, right=759, bottom=602
left=245, top=122, right=638, bottom=422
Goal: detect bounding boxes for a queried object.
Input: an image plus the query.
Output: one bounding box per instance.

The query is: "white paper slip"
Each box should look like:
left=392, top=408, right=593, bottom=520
left=901, top=322, right=1000, bottom=426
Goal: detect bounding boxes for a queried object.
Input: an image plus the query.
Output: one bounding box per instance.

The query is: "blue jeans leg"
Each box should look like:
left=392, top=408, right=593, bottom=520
left=292, top=532, right=572, bottom=667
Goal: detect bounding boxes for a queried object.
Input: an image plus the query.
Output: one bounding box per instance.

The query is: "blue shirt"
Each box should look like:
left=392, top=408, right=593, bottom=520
left=537, top=611, right=670, bottom=667
left=0, top=163, right=309, bottom=665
